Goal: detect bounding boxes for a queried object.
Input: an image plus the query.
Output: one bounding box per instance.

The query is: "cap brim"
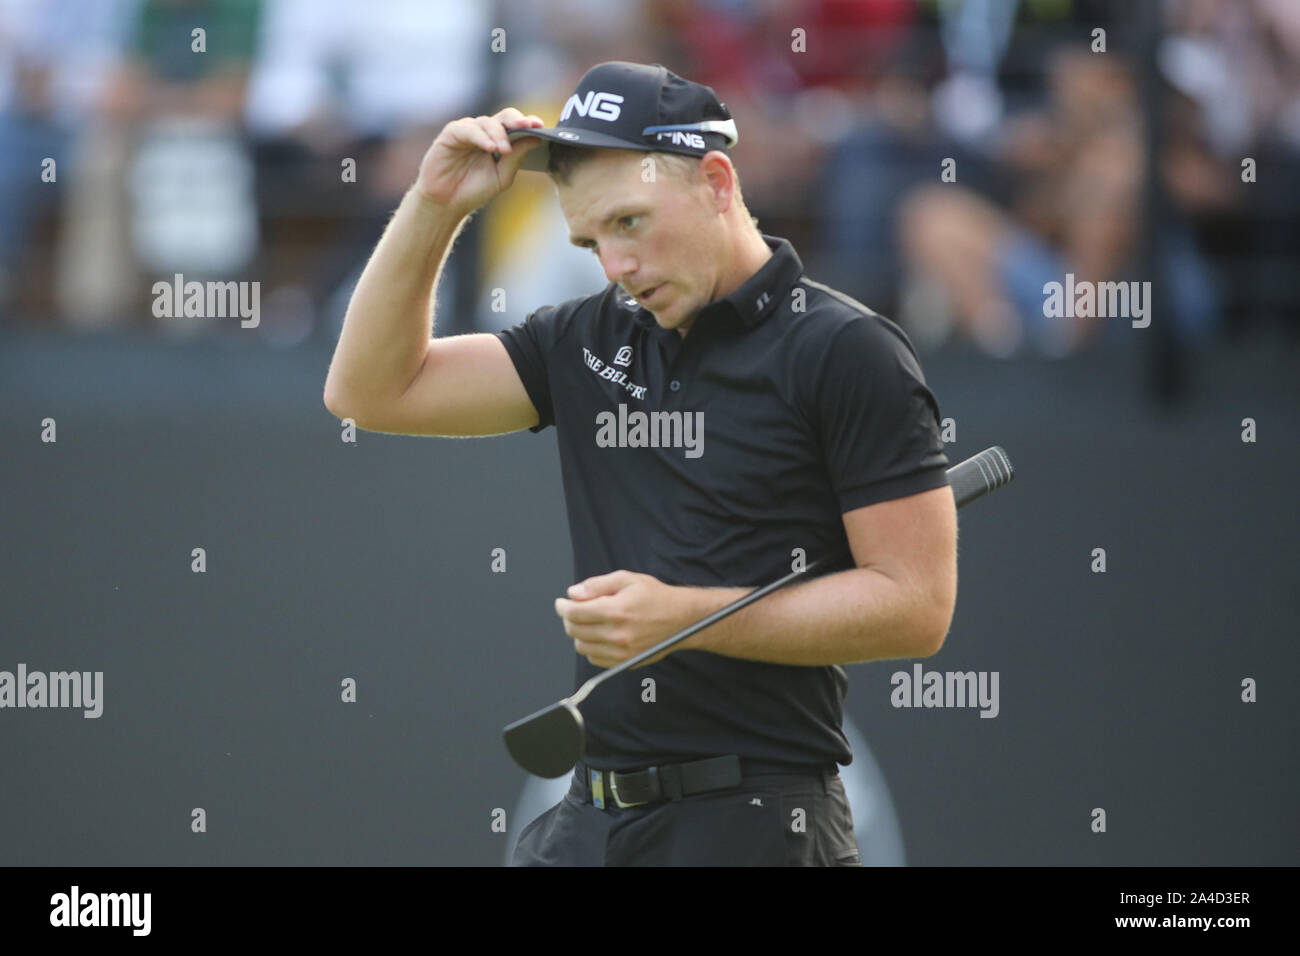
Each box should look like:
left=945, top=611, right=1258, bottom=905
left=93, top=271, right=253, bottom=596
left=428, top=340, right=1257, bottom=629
left=506, top=127, right=654, bottom=172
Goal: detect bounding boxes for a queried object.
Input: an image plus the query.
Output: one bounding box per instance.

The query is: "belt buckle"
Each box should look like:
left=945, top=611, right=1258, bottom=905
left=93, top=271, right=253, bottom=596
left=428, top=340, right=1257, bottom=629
left=609, top=767, right=654, bottom=808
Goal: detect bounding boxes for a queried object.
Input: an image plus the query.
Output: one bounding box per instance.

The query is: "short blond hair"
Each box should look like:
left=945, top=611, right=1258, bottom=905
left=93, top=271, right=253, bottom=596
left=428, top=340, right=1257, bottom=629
left=638, top=152, right=759, bottom=230
left=547, top=145, right=759, bottom=230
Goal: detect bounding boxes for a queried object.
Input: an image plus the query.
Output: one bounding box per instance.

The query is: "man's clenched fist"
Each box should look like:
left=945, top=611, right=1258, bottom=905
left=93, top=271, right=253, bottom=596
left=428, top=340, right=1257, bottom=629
left=555, top=570, right=695, bottom=669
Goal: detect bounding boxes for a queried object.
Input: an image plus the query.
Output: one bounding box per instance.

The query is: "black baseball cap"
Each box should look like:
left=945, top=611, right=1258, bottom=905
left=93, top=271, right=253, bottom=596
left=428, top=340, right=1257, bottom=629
left=507, top=61, right=739, bottom=173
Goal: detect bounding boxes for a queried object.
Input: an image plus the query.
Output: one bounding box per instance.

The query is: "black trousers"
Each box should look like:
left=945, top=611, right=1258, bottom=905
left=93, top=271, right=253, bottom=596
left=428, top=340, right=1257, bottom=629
left=511, top=765, right=861, bottom=866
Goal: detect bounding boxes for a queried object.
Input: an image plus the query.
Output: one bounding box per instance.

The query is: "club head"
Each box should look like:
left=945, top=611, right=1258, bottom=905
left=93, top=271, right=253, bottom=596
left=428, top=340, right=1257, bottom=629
left=503, top=699, right=585, bottom=778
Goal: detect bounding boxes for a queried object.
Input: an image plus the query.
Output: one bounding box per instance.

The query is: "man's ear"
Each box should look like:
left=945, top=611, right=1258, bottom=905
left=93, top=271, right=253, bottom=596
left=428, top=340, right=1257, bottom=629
left=698, top=151, right=736, bottom=212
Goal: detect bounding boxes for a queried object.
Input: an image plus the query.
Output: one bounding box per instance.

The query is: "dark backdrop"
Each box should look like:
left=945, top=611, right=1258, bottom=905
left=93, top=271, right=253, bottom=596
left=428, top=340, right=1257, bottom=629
left=2, top=327, right=1295, bottom=865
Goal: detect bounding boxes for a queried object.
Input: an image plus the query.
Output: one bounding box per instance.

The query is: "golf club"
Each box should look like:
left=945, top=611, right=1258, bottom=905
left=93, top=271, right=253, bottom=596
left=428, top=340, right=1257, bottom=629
left=504, top=444, right=1015, bottom=777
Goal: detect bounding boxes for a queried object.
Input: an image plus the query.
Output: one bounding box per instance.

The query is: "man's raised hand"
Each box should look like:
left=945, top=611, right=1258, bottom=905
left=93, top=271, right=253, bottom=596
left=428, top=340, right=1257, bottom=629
left=415, top=107, right=544, bottom=217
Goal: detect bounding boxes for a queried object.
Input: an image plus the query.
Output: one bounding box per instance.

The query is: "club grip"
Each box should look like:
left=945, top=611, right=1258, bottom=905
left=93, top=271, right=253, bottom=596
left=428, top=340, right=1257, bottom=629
left=802, top=446, right=1015, bottom=579
left=947, top=445, right=1015, bottom=509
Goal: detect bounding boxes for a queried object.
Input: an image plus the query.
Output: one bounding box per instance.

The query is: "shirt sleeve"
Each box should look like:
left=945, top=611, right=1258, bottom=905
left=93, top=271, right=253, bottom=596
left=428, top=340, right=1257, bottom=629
left=807, top=315, right=950, bottom=513
left=494, top=304, right=565, bottom=433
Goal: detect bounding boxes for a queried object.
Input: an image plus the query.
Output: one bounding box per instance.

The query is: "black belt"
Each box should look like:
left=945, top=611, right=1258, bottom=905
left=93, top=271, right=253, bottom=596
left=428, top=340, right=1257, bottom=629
left=578, top=755, right=837, bottom=810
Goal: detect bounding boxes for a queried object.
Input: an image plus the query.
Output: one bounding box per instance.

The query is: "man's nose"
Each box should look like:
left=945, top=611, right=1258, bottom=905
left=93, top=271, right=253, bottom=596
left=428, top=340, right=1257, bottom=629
left=601, top=250, right=637, bottom=285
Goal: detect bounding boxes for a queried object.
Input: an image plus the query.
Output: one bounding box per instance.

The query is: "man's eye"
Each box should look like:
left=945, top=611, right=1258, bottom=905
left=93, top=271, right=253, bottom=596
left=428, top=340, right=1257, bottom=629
left=620, top=216, right=640, bottom=230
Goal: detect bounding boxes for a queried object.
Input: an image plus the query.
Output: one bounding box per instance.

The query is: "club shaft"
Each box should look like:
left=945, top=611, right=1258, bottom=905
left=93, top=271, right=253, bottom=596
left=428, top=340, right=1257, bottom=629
left=572, top=555, right=839, bottom=701
left=570, top=446, right=1013, bottom=701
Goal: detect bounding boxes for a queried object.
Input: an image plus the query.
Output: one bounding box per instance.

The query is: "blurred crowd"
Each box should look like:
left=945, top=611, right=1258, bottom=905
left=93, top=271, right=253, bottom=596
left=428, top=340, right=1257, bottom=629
left=1, top=0, right=1297, bottom=356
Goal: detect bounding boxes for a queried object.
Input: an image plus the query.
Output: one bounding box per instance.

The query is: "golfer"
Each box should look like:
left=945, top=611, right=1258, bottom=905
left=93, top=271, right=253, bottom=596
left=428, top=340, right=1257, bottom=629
left=324, top=61, right=958, bottom=866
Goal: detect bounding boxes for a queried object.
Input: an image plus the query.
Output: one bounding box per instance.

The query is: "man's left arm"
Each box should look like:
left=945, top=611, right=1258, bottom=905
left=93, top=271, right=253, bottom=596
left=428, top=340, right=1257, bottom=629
left=676, top=483, right=957, bottom=664
left=555, top=485, right=956, bottom=668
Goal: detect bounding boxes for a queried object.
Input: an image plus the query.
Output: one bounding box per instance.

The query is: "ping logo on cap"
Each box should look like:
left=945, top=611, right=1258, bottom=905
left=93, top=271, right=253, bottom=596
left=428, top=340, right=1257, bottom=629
left=655, top=130, right=706, bottom=148
left=561, top=90, right=624, bottom=123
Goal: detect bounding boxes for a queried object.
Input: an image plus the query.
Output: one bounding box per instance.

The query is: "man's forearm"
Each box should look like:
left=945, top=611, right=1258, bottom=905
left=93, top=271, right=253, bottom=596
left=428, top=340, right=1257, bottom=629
left=324, top=188, right=467, bottom=416
left=673, top=567, right=946, bottom=666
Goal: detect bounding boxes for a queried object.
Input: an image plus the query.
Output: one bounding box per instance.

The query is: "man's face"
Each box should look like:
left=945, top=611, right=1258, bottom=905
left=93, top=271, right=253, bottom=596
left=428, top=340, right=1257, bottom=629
left=556, top=150, right=722, bottom=336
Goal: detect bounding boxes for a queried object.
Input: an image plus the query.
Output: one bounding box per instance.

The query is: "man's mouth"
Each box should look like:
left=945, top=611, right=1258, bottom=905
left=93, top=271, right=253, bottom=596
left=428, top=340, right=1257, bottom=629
left=638, top=284, right=661, bottom=304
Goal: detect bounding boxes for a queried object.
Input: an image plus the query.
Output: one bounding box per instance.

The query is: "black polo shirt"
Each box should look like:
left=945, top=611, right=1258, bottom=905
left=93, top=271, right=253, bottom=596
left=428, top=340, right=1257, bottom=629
left=495, top=234, right=949, bottom=771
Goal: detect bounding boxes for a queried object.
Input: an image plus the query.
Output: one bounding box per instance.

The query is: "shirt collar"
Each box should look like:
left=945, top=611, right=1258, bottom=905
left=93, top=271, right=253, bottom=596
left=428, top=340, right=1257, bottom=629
left=715, top=234, right=804, bottom=329
left=630, top=234, right=804, bottom=332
